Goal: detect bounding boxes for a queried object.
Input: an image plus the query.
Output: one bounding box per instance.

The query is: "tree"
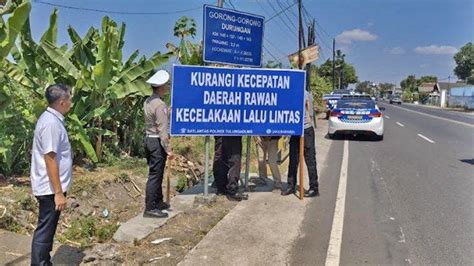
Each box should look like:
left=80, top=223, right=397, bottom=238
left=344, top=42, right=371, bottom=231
left=400, top=75, right=417, bottom=92
left=453, top=42, right=473, bottom=81
left=378, top=83, right=395, bottom=92
left=355, top=81, right=371, bottom=94
left=263, top=60, right=282, bottom=69
left=318, top=59, right=358, bottom=90
left=308, top=65, right=331, bottom=109
left=166, top=16, right=202, bottom=65
left=417, top=75, right=437, bottom=86
left=1, top=7, right=171, bottom=175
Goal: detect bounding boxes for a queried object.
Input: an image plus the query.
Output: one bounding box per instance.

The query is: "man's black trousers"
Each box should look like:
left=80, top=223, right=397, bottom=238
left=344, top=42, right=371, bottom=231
left=31, top=194, right=61, bottom=266
left=144, top=137, right=167, bottom=211
left=287, top=127, right=319, bottom=190
left=213, top=136, right=242, bottom=194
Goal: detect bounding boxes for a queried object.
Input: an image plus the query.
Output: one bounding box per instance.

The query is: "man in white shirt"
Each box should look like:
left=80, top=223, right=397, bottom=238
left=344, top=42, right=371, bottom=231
left=30, top=84, right=72, bottom=265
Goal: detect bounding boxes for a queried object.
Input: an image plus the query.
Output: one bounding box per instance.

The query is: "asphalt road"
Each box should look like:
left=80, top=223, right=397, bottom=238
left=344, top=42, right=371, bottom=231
left=291, top=103, right=474, bottom=265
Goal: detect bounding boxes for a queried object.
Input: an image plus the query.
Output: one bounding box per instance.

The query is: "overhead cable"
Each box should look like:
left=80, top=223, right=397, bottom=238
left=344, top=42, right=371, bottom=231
left=33, top=0, right=202, bottom=15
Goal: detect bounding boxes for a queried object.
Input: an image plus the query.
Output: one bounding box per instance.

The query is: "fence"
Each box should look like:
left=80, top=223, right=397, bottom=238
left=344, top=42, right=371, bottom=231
left=448, top=87, right=474, bottom=109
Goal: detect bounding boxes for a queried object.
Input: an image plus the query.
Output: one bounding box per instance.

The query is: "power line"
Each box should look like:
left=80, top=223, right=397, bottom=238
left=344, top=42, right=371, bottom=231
left=263, top=46, right=279, bottom=62
left=227, top=0, right=237, bottom=10
left=33, top=0, right=202, bottom=15
left=264, top=1, right=298, bottom=25
left=266, top=0, right=298, bottom=38
left=284, top=0, right=298, bottom=19
left=256, top=0, right=295, bottom=52
left=275, top=0, right=298, bottom=32
left=264, top=37, right=289, bottom=58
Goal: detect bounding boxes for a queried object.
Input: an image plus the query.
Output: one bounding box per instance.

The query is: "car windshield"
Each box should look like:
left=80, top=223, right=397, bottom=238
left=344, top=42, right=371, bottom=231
left=337, top=100, right=375, bottom=109
left=332, top=89, right=351, bottom=95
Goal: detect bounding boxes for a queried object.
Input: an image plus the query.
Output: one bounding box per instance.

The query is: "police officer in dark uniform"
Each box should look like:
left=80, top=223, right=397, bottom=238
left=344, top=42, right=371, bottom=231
left=143, top=70, right=174, bottom=218
left=282, top=90, right=319, bottom=197
left=213, top=136, right=248, bottom=201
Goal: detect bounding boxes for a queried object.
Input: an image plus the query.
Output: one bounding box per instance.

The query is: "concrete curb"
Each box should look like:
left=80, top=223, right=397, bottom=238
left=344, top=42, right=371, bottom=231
left=112, top=194, right=196, bottom=243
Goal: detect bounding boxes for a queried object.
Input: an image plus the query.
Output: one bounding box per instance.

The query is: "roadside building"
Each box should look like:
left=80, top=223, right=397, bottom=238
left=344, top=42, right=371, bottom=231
left=434, top=82, right=468, bottom=108
left=446, top=86, right=474, bottom=109
left=417, top=82, right=438, bottom=105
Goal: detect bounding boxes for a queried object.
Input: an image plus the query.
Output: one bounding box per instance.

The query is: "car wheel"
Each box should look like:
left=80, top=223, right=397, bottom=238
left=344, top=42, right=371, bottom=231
left=398, top=102, right=401, bottom=105
left=375, top=135, right=384, bottom=141
left=389, top=101, right=393, bottom=104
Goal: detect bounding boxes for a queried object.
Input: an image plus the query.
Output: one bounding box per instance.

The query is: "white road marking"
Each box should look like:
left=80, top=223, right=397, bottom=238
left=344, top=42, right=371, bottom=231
left=396, top=122, right=405, bottom=127
left=325, top=140, right=349, bottom=266
left=385, top=103, right=474, bottom=128
left=385, top=115, right=390, bottom=119
left=417, top=134, right=435, bottom=143
left=398, top=227, right=406, bottom=243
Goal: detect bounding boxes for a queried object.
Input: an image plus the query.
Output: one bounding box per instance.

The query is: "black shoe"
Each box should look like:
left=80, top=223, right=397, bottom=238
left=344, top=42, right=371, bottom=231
left=304, top=189, right=320, bottom=197
left=226, top=192, right=249, bottom=201
left=281, top=187, right=296, bottom=196
left=216, top=190, right=228, bottom=196
left=143, top=209, right=169, bottom=218
left=156, top=201, right=170, bottom=210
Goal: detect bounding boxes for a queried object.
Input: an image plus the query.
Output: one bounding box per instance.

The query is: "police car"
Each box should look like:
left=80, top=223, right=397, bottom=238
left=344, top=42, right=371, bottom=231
left=328, top=98, right=384, bottom=140
left=322, top=89, right=352, bottom=119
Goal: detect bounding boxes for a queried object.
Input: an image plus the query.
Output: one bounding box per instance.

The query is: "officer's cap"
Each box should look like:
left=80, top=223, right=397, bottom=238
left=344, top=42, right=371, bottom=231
left=146, top=70, right=170, bottom=87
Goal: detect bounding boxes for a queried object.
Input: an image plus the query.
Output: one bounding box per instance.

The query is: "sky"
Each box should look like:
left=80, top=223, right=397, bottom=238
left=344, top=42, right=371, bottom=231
left=29, top=0, right=474, bottom=86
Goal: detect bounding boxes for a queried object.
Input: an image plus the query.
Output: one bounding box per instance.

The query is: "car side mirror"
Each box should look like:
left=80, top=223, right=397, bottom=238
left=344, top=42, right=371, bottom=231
left=379, top=107, right=386, bottom=111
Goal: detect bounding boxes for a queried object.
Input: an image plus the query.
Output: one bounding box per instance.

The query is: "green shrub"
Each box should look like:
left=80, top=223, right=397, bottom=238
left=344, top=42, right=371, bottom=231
left=64, top=216, right=96, bottom=245
left=176, top=176, right=188, bottom=192
left=96, top=223, right=119, bottom=242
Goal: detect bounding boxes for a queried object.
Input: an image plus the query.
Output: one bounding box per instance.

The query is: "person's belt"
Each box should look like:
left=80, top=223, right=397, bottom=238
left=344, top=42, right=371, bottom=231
left=146, top=134, right=160, bottom=138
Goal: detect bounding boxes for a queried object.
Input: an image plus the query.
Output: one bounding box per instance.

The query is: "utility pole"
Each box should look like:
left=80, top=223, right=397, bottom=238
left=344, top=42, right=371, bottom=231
left=332, top=38, right=336, bottom=91
left=306, top=20, right=315, bottom=92
left=203, top=0, right=224, bottom=197
left=297, top=0, right=304, bottom=70
left=297, top=0, right=305, bottom=200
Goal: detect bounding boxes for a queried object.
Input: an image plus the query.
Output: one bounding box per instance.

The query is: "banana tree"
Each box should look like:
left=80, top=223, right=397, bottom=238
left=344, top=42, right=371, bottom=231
left=2, top=7, right=171, bottom=175
left=37, top=14, right=171, bottom=162
left=0, top=0, right=31, bottom=175
left=166, top=16, right=203, bottom=65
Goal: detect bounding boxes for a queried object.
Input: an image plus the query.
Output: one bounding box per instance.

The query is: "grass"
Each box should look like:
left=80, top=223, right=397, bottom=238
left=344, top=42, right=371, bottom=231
left=116, top=172, right=131, bottom=183
left=61, top=216, right=119, bottom=247
left=69, top=175, right=99, bottom=197
left=96, top=222, right=120, bottom=243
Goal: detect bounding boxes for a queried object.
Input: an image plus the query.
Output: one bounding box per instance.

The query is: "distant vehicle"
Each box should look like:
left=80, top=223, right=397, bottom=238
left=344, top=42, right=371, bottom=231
left=328, top=99, right=384, bottom=140
left=322, top=90, right=352, bottom=119
left=389, top=95, right=402, bottom=104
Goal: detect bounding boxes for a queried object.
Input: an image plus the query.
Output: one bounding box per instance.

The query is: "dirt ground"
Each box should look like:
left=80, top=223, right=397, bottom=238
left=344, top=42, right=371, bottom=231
left=99, top=196, right=237, bottom=265
left=0, top=136, right=262, bottom=264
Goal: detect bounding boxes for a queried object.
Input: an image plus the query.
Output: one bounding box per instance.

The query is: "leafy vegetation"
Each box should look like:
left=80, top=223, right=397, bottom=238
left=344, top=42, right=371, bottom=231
left=453, top=42, right=473, bottom=83
left=1, top=4, right=171, bottom=176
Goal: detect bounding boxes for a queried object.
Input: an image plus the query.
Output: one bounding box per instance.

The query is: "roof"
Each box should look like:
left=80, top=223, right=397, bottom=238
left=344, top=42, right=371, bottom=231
left=418, top=82, right=436, bottom=93
left=436, top=82, right=467, bottom=91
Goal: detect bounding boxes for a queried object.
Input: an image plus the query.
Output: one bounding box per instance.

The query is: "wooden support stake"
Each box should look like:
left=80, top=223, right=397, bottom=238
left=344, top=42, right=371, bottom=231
left=299, top=136, right=305, bottom=200
left=166, top=170, right=170, bottom=203
left=130, top=179, right=142, bottom=193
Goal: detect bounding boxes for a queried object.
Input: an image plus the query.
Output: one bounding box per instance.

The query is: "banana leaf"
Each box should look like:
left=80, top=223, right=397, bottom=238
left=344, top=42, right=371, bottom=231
left=40, top=9, right=58, bottom=45
left=40, top=40, right=80, bottom=80
left=0, top=1, right=31, bottom=60
left=68, top=113, right=98, bottom=163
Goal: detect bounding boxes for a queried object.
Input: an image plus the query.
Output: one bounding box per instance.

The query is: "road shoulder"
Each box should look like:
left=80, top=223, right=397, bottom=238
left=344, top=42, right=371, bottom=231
left=179, top=114, right=332, bottom=265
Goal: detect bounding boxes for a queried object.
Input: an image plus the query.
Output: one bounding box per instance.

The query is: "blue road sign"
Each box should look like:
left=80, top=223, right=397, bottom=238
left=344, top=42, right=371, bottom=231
left=170, top=65, right=306, bottom=136
left=203, top=5, right=264, bottom=67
